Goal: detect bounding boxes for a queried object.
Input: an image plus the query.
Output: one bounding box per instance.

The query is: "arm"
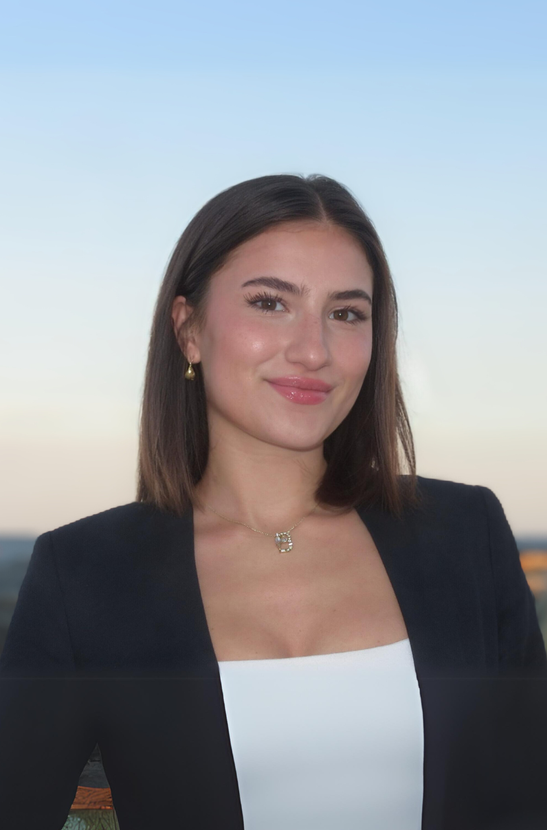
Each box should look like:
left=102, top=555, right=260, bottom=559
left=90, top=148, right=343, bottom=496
left=0, top=532, right=99, bottom=828
left=475, top=485, right=547, bottom=676
left=440, top=488, right=547, bottom=828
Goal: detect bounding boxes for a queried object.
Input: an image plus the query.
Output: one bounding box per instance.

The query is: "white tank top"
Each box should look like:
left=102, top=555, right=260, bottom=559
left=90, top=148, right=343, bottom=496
left=218, top=638, right=424, bottom=830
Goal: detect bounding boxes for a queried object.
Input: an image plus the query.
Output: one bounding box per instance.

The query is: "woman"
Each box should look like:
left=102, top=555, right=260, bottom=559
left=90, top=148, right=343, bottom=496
left=0, top=173, right=546, bottom=830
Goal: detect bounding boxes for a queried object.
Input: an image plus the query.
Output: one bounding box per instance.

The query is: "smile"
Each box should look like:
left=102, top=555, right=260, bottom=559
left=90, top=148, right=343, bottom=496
left=267, top=381, right=330, bottom=405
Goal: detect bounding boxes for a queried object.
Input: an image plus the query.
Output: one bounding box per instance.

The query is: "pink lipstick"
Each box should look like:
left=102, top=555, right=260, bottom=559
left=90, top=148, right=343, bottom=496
left=267, top=381, right=330, bottom=405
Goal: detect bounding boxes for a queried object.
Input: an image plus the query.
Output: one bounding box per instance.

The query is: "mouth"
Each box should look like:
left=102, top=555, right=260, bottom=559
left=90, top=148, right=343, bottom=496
left=267, top=381, right=331, bottom=405
left=266, top=376, right=333, bottom=392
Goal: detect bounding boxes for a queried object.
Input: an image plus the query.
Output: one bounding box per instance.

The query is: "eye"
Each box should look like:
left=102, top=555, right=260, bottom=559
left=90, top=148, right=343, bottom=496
left=244, top=291, right=369, bottom=326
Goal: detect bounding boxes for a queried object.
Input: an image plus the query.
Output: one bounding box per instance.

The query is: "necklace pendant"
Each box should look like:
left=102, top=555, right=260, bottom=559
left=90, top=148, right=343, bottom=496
left=274, top=531, right=293, bottom=553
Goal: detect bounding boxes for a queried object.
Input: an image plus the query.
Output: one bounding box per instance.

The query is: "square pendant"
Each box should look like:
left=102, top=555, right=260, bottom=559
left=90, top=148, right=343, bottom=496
left=274, top=531, right=293, bottom=553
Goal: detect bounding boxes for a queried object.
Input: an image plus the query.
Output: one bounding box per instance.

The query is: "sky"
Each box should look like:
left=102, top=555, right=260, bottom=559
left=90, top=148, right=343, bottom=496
left=1, top=1, right=546, bottom=535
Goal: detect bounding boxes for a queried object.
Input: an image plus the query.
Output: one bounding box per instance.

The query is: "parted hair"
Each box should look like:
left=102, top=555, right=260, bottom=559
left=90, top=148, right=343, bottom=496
left=137, top=173, right=418, bottom=517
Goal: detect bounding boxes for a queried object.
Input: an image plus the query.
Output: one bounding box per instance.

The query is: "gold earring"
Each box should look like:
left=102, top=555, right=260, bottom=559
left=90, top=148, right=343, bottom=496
left=184, top=360, right=195, bottom=380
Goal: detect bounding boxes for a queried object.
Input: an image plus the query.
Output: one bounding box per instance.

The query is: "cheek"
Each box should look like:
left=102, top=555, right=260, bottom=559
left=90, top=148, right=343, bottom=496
left=215, top=318, right=277, bottom=363
left=203, top=316, right=277, bottom=388
left=339, top=332, right=373, bottom=376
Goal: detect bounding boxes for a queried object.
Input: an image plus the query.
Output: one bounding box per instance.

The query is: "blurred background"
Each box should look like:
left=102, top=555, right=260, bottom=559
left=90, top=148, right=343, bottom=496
left=0, top=1, right=546, bottom=822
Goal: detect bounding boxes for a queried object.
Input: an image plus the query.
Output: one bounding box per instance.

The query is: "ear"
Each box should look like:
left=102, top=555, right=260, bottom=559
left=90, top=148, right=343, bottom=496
left=171, top=295, right=199, bottom=361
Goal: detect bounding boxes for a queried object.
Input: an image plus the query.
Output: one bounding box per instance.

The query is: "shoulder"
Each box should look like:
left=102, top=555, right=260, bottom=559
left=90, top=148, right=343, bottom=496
left=42, top=501, right=190, bottom=561
left=46, top=501, right=154, bottom=541
left=413, top=474, right=499, bottom=517
left=403, top=475, right=510, bottom=544
left=24, top=503, right=195, bottom=597
left=415, top=473, right=484, bottom=501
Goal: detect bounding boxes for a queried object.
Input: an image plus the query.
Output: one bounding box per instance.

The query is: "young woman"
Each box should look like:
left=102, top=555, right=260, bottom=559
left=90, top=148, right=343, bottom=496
left=1, top=174, right=545, bottom=830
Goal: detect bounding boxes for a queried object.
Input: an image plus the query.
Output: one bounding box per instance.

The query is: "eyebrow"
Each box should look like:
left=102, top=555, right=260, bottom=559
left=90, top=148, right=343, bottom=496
left=240, top=276, right=372, bottom=305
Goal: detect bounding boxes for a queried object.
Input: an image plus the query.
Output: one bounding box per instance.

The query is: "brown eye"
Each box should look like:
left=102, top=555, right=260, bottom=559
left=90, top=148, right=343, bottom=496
left=330, top=307, right=368, bottom=325
left=244, top=291, right=368, bottom=325
left=258, top=298, right=280, bottom=312
left=244, top=291, right=285, bottom=314
left=334, top=309, right=352, bottom=323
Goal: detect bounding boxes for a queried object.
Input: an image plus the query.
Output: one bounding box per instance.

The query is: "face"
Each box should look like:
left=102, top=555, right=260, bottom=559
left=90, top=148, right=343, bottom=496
left=171, top=221, right=374, bottom=453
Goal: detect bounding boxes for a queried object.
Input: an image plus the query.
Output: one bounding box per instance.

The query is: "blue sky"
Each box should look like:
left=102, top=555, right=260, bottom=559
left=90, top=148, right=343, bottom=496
left=1, top=1, right=545, bottom=71
left=1, top=1, right=546, bottom=533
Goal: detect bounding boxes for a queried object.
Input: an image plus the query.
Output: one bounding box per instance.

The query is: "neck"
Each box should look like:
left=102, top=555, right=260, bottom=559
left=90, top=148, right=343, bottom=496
left=192, top=451, right=332, bottom=530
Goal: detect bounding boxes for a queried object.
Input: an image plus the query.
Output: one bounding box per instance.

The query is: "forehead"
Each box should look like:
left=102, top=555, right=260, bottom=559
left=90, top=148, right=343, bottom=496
left=219, top=221, right=373, bottom=290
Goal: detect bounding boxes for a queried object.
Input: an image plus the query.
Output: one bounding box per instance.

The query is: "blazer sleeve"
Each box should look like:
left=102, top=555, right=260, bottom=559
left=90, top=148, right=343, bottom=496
left=0, top=531, right=99, bottom=828
left=476, top=485, right=547, bottom=676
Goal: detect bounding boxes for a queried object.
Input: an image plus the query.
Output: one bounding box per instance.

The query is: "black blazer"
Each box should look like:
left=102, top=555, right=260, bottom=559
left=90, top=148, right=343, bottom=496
left=1, top=475, right=546, bottom=830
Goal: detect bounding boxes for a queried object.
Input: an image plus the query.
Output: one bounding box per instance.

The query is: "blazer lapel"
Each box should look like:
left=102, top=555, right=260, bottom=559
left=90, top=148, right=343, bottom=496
left=356, top=501, right=479, bottom=678
left=355, top=500, right=499, bottom=830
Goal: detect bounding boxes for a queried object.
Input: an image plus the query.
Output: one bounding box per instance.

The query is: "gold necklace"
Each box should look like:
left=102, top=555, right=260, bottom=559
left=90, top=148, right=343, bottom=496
left=204, top=502, right=318, bottom=552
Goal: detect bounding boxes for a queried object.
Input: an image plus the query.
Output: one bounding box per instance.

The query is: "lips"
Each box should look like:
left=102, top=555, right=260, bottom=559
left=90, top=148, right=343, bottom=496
left=267, top=376, right=333, bottom=392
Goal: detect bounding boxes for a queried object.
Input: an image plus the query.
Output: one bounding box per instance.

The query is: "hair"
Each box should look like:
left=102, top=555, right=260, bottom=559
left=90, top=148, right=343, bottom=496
left=137, top=173, right=419, bottom=518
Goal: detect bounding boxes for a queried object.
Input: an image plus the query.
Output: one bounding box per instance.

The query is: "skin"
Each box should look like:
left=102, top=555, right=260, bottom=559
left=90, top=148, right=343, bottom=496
left=171, top=219, right=374, bottom=533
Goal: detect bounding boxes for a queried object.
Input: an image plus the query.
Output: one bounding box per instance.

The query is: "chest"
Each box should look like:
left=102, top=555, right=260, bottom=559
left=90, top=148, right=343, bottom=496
left=193, top=509, right=409, bottom=661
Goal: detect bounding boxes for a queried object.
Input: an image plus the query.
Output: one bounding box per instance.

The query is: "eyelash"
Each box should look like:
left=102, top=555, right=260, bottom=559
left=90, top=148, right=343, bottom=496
left=244, top=291, right=369, bottom=326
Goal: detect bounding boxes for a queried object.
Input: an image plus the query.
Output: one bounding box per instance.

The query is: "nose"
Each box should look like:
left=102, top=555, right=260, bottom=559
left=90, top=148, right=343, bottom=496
left=283, top=312, right=330, bottom=368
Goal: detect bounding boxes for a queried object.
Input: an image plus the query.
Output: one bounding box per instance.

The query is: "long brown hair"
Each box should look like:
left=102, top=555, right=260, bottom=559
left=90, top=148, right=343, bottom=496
left=137, top=173, right=418, bottom=517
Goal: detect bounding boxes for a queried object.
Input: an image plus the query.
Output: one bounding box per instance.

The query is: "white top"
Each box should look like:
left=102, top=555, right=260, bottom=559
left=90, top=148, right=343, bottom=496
left=218, top=638, right=424, bottom=830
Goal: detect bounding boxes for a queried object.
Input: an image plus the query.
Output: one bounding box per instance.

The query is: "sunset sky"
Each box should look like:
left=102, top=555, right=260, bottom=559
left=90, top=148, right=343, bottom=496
left=1, top=1, right=546, bottom=535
